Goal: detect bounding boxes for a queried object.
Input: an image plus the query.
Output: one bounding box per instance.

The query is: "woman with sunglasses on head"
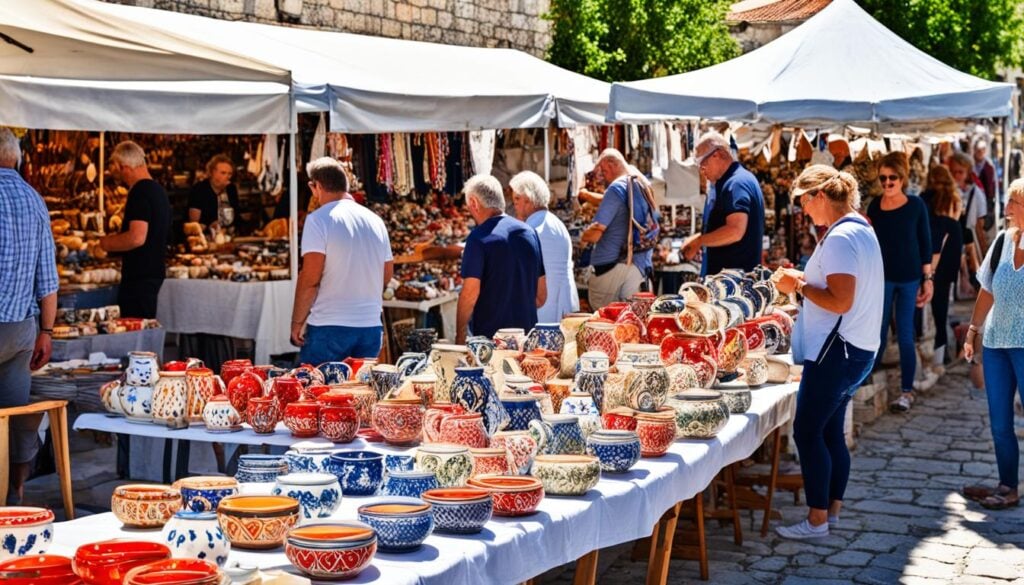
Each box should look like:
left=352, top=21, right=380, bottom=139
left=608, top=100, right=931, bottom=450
left=866, top=151, right=933, bottom=413
left=774, top=166, right=883, bottom=538
left=962, top=179, right=1024, bottom=509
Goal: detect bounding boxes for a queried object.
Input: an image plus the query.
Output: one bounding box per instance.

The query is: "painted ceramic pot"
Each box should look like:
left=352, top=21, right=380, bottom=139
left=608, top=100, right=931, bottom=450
left=381, top=470, right=438, bottom=498
left=285, top=447, right=336, bottom=474
left=678, top=305, right=709, bottom=335
left=283, top=400, right=321, bottom=438
left=316, top=361, right=352, bottom=385
left=436, top=412, right=489, bottom=449
left=371, top=398, right=424, bottom=445
left=660, top=332, right=719, bottom=367
left=414, top=444, right=474, bottom=488
left=586, top=430, right=641, bottom=472
left=173, top=477, right=239, bottom=513
left=718, top=329, right=748, bottom=374
left=152, top=372, right=188, bottom=428
left=327, top=384, right=376, bottom=427
left=270, top=377, right=304, bottom=415
left=559, top=342, right=579, bottom=378
left=349, top=358, right=378, bottom=386
left=574, top=371, right=607, bottom=415
left=407, top=328, right=439, bottom=354
left=469, top=447, right=511, bottom=477
left=125, top=351, right=160, bottom=387
left=422, top=404, right=467, bottom=444
left=740, top=353, right=769, bottom=387
left=601, top=407, right=638, bottom=431
left=582, top=321, right=618, bottom=364
left=600, top=372, right=629, bottom=412
left=369, top=365, right=402, bottom=401
left=712, top=300, right=743, bottom=330
left=329, top=451, right=384, bottom=496
left=216, top=495, right=299, bottom=550
left=679, top=282, right=712, bottom=304
left=225, top=371, right=263, bottom=422
left=665, top=390, right=731, bottom=439
left=520, top=350, right=557, bottom=385
left=499, top=393, right=542, bottom=431
left=629, top=292, right=657, bottom=322
left=202, top=394, right=243, bottom=433
left=236, top=455, right=288, bottom=484
left=713, top=380, right=752, bottom=414
left=246, top=396, right=279, bottom=435
left=468, top=476, right=543, bottom=516
left=617, top=344, right=661, bottom=368
left=755, top=319, right=785, bottom=355
left=613, top=309, right=644, bottom=345
left=185, top=369, right=220, bottom=425
left=523, top=323, right=565, bottom=354
left=320, top=404, right=360, bottom=443
left=765, top=356, right=792, bottom=384
left=110, top=485, right=182, bottom=529
left=691, top=301, right=726, bottom=333
left=544, top=379, right=573, bottom=415
left=466, top=337, right=495, bottom=366
left=531, top=454, right=600, bottom=496
left=72, top=540, right=169, bottom=585
left=273, top=473, right=342, bottom=524
left=122, top=558, right=220, bottom=585
left=429, top=344, right=475, bottom=403
left=357, top=498, right=434, bottom=552
left=492, top=328, right=527, bottom=351
left=490, top=431, right=539, bottom=476
left=450, top=366, right=508, bottom=436
left=645, top=313, right=682, bottom=347
left=734, top=321, right=767, bottom=353
left=420, top=488, right=492, bottom=534
left=650, top=294, right=687, bottom=314
left=100, top=379, right=123, bottom=416
left=0, top=553, right=77, bottom=584
left=560, top=313, right=593, bottom=356
left=161, top=511, right=229, bottom=566
left=529, top=414, right=585, bottom=455
left=395, top=352, right=429, bottom=380
left=118, top=385, right=154, bottom=423
left=219, top=359, right=253, bottom=387
left=407, top=373, right=437, bottom=407
left=635, top=411, right=677, bottom=456
left=284, top=522, right=376, bottom=580
left=290, top=365, right=326, bottom=388
left=623, top=363, right=670, bottom=413
left=559, top=393, right=602, bottom=438
left=597, top=302, right=631, bottom=322
left=690, top=357, right=719, bottom=389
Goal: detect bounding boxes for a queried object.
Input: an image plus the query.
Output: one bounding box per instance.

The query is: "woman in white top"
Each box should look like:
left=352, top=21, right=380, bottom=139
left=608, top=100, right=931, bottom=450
left=774, top=165, right=884, bottom=539
left=962, top=179, right=1024, bottom=509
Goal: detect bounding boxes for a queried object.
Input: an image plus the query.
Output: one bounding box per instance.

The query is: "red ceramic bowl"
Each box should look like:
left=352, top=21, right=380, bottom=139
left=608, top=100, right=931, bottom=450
left=0, top=554, right=79, bottom=584
left=283, top=400, right=320, bottom=438
left=161, top=361, right=188, bottom=372
left=635, top=412, right=677, bottom=457
left=467, top=476, right=544, bottom=516
left=285, top=523, right=377, bottom=580
left=72, top=540, right=170, bottom=585
left=123, top=559, right=220, bottom=585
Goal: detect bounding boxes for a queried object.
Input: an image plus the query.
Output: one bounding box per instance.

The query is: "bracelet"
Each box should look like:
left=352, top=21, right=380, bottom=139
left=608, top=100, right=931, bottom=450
left=922, top=274, right=933, bottom=282
left=39, top=328, right=53, bottom=336
left=968, top=324, right=979, bottom=333
left=796, top=280, right=806, bottom=295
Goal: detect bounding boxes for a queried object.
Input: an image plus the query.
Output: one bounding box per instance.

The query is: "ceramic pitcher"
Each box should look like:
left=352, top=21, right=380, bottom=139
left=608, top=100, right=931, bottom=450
left=429, top=344, right=475, bottom=403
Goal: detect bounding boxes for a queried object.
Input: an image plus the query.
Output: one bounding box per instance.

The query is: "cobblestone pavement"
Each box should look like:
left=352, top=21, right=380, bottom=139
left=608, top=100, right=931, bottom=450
left=541, top=361, right=1024, bottom=584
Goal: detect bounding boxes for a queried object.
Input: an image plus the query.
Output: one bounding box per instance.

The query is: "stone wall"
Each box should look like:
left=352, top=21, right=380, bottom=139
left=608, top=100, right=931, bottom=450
left=104, top=0, right=552, bottom=57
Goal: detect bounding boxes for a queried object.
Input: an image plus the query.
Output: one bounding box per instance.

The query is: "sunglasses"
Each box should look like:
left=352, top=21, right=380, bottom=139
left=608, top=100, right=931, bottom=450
left=879, top=174, right=900, bottom=183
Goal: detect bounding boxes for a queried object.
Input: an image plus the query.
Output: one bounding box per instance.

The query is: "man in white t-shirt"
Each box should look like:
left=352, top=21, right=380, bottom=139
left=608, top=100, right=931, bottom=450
left=290, top=157, right=393, bottom=364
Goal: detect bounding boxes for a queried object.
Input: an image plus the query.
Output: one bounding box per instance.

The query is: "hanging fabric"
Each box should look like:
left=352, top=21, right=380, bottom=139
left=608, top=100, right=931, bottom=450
left=310, top=113, right=327, bottom=162
left=469, top=130, right=496, bottom=176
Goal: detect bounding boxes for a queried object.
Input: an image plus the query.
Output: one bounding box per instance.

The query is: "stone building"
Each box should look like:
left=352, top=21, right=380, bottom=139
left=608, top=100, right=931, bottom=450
left=727, top=0, right=830, bottom=53
left=103, top=0, right=552, bottom=57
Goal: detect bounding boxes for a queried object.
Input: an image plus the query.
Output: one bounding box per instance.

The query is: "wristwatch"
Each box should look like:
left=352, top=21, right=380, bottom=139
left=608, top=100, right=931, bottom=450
left=922, top=274, right=934, bottom=282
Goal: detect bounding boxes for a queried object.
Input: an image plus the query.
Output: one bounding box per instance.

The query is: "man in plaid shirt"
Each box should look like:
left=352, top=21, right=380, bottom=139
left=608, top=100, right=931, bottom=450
left=0, top=128, right=58, bottom=503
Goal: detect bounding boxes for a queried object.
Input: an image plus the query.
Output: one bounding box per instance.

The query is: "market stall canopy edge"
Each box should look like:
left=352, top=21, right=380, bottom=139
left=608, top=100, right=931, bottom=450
left=607, top=0, right=1014, bottom=126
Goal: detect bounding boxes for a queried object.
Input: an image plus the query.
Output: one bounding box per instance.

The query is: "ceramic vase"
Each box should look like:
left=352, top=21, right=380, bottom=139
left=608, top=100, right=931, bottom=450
left=623, top=363, right=670, bottom=413
left=126, top=351, right=160, bottom=387
left=185, top=368, right=220, bottom=425
left=415, top=444, right=474, bottom=488
left=119, top=385, right=154, bottom=423
left=523, top=323, right=565, bottom=354
left=582, top=321, right=618, bottom=364
left=152, top=371, right=189, bottom=428
left=499, top=394, right=543, bottom=432
left=162, top=510, right=230, bottom=566
left=219, top=359, right=253, bottom=387
left=225, top=370, right=264, bottom=422
left=449, top=366, right=508, bottom=436
left=429, top=344, right=475, bottom=404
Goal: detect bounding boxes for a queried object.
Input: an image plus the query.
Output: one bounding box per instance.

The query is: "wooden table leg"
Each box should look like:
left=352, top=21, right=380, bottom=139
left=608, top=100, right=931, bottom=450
left=645, top=501, right=683, bottom=585
left=725, top=463, right=741, bottom=546
left=48, top=406, right=74, bottom=520
left=762, top=427, right=783, bottom=537
left=0, top=417, right=9, bottom=506
left=695, top=493, right=708, bottom=581
left=573, top=549, right=599, bottom=585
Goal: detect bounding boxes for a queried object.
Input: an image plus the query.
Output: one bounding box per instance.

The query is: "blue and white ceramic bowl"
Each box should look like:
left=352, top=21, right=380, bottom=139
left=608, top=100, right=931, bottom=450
left=236, top=455, right=289, bottom=484
left=173, top=476, right=239, bottom=513
left=0, top=507, right=54, bottom=561
left=329, top=451, right=384, bottom=496
left=586, top=430, right=642, bottom=473
left=161, top=510, right=230, bottom=566
left=285, top=448, right=337, bottom=474
left=381, top=470, right=438, bottom=498
left=384, top=454, right=416, bottom=475
left=317, top=361, right=352, bottom=385
left=273, top=473, right=342, bottom=524
left=357, top=497, right=434, bottom=552
left=420, top=487, right=492, bottom=534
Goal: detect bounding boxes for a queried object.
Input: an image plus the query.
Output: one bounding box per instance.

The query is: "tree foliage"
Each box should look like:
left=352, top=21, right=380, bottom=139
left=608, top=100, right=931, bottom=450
left=857, top=0, right=1024, bottom=80
left=544, top=0, right=740, bottom=82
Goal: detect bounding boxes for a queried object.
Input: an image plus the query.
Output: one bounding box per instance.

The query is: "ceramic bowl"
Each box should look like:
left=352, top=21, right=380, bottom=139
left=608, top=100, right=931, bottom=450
left=215, top=495, right=299, bottom=550
left=284, top=447, right=336, bottom=474
left=284, top=522, right=376, bottom=580
left=420, top=488, right=492, bottom=534
left=235, top=455, right=289, bottom=484
left=0, top=507, right=55, bottom=561
left=72, top=540, right=171, bottom=585
left=161, top=511, right=229, bottom=567
left=665, top=390, right=731, bottom=439
left=530, top=455, right=600, bottom=496
left=635, top=411, right=677, bottom=457
left=381, top=470, right=439, bottom=498
left=713, top=379, right=752, bottom=414
left=357, top=498, right=434, bottom=552
left=122, top=558, right=221, bottom=585
left=585, top=430, right=642, bottom=473
left=467, top=476, right=544, bottom=516
left=118, top=385, right=154, bottom=423
left=414, top=444, right=474, bottom=488
left=384, top=454, right=416, bottom=474
left=0, top=554, right=78, bottom=585
left=371, top=399, right=425, bottom=445
left=328, top=451, right=384, bottom=496
left=172, top=477, right=238, bottom=513
left=111, top=484, right=182, bottom=528
left=272, top=473, right=342, bottom=524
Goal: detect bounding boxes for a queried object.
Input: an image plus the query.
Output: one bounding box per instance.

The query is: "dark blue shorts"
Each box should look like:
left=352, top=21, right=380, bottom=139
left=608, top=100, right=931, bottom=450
left=299, top=324, right=382, bottom=365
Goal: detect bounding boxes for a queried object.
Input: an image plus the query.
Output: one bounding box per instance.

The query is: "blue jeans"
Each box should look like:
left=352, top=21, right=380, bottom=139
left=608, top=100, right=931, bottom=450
left=982, top=346, right=1024, bottom=488
left=794, top=335, right=875, bottom=510
left=876, top=280, right=919, bottom=391
left=299, top=325, right=383, bottom=366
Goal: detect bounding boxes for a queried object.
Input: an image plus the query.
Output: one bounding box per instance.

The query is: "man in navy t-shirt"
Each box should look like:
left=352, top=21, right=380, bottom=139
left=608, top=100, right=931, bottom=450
left=683, top=132, right=765, bottom=276
left=456, top=174, right=546, bottom=343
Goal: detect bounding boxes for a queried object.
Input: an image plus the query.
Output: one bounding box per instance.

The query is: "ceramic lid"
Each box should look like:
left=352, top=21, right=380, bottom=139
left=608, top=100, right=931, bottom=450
left=274, top=473, right=337, bottom=487
left=672, top=389, right=724, bottom=401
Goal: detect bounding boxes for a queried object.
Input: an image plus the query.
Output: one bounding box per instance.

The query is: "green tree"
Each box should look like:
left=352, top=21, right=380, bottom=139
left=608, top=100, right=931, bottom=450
left=545, top=0, right=740, bottom=82
left=857, top=0, right=1024, bottom=80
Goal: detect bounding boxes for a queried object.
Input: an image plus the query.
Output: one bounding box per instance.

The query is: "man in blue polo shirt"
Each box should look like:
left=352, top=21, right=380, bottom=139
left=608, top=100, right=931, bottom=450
left=683, top=132, right=765, bottom=276
left=456, top=174, right=546, bottom=343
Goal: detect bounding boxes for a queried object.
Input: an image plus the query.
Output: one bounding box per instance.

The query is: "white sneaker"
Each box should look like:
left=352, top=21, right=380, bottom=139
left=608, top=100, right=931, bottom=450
left=828, top=515, right=839, bottom=528
left=776, top=519, right=829, bottom=539
left=890, top=393, right=914, bottom=413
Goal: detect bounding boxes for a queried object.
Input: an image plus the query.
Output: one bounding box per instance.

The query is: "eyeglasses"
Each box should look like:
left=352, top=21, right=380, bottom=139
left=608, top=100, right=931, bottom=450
left=696, top=147, right=721, bottom=168
left=879, top=174, right=900, bottom=184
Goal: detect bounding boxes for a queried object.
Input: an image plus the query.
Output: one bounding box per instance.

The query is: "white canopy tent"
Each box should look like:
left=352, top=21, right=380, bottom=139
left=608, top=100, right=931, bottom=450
left=607, top=0, right=1014, bottom=126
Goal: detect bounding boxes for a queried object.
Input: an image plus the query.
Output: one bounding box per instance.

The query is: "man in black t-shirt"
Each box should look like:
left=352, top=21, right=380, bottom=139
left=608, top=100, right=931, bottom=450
left=100, top=141, right=170, bottom=318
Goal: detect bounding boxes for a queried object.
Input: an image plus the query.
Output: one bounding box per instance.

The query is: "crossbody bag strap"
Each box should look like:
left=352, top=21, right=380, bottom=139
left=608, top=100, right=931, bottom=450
left=626, top=177, right=635, bottom=267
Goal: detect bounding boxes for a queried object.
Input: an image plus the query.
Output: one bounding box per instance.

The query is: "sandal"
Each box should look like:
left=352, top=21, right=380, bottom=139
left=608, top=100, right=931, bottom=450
left=963, top=484, right=1000, bottom=501
left=980, top=486, right=1020, bottom=510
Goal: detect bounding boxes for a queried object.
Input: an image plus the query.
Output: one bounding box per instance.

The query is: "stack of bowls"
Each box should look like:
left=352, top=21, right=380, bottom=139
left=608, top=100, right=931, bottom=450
left=420, top=488, right=492, bottom=534
left=235, top=455, right=289, bottom=487
left=72, top=540, right=171, bottom=585
left=357, top=498, right=434, bottom=552
left=285, top=522, right=376, bottom=580
left=0, top=554, right=78, bottom=585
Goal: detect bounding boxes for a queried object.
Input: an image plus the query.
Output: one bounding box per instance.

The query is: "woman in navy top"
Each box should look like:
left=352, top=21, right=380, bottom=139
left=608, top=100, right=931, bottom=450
left=922, top=165, right=963, bottom=373
left=866, top=152, right=933, bottom=413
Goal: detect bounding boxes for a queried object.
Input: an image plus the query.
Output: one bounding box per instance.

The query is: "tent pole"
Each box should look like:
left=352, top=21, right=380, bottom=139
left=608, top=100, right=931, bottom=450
left=544, top=126, right=551, bottom=184
left=288, top=100, right=299, bottom=288
left=1001, top=116, right=1011, bottom=229
left=98, top=131, right=105, bottom=235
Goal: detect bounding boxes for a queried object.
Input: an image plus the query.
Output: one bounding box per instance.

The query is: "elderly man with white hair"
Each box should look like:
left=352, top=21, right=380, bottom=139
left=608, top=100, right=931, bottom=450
left=682, top=131, right=765, bottom=276
left=457, top=174, right=546, bottom=344
left=511, top=171, right=579, bottom=322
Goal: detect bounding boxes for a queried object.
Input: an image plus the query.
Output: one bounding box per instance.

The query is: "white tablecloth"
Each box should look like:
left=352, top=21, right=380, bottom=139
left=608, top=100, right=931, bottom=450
left=64, top=382, right=797, bottom=585
left=157, top=279, right=295, bottom=363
